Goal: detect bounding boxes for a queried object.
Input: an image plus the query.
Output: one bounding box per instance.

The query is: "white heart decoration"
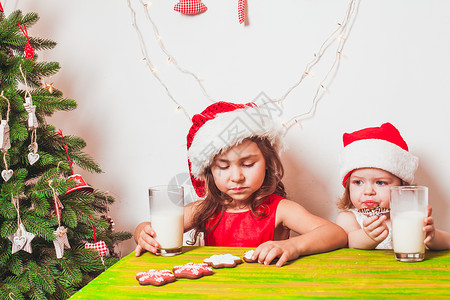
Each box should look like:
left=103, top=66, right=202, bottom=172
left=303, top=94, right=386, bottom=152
left=13, top=236, right=27, bottom=250
left=28, top=152, right=40, bottom=165
left=1, top=169, right=13, bottom=181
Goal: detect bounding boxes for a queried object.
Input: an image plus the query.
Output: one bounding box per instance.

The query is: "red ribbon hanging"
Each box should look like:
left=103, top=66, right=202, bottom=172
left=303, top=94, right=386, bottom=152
left=0, top=2, right=4, bottom=13
left=18, top=23, right=34, bottom=59
left=58, top=129, right=74, bottom=175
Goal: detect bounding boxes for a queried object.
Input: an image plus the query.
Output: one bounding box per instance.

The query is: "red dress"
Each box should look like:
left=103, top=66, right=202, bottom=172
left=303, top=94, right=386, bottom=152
left=204, top=194, right=284, bottom=247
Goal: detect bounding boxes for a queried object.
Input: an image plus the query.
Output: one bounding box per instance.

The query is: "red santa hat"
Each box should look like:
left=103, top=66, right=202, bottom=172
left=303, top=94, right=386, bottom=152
left=187, top=101, right=285, bottom=197
left=340, top=122, right=419, bottom=186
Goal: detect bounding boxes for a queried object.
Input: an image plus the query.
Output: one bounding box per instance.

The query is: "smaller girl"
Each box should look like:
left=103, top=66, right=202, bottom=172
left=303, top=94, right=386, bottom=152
left=135, top=101, right=347, bottom=266
left=336, top=122, right=450, bottom=250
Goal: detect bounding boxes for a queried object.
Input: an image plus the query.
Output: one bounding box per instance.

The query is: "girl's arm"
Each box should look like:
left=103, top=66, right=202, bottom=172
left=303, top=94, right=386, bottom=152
left=335, top=211, right=388, bottom=249
left=134, top=200, right=202, bottom=256
left=252, top=199, right=347, bottom=267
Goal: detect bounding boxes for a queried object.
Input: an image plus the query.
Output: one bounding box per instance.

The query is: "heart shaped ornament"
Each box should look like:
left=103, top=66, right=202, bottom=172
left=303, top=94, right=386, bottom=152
left=13, top=236, right=27, bottom=250
left=28, top=152, right=40, bottom=165
left=1, top=169, right=13, bottom=181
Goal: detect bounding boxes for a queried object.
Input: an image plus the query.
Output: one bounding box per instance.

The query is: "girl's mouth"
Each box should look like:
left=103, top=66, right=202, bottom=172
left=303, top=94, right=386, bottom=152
left=363, top=200, right=378, bottom=207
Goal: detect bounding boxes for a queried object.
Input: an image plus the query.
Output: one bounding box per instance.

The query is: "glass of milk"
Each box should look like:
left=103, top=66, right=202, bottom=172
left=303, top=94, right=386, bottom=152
left=149, top=185, right=184, bottom=256
left=390, top=186, right=428, bottom=262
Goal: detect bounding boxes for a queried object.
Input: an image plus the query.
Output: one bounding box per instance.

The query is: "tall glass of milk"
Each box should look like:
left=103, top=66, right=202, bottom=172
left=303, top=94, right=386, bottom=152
left=149, top=185, right=184, bottom=256
left=390, top=186, right=428, bottom=262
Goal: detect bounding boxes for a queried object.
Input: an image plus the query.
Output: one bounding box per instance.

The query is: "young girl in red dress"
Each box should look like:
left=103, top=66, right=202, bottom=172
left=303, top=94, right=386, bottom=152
left=135, top=101, right=347, bottom=266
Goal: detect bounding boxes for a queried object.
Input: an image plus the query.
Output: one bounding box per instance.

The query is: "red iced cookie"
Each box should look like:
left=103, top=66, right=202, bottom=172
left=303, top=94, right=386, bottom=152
left=203, top=254, right=243, bottom=268
left=136, top=269, right=176, bottom=286
left=172, top=262, right=213, bottom=279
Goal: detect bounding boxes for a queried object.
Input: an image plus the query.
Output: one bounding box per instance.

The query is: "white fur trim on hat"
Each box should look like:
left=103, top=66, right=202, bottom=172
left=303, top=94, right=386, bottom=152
left=188, top=105, right=285, bottom=178
left=340, top=139, right=419, bottom=184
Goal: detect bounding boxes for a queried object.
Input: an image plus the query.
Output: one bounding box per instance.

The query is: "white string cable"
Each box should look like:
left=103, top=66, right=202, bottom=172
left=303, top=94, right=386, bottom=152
left=127, top=0, right=360, bottom=128
left=127, top=0, right=192, bottom=122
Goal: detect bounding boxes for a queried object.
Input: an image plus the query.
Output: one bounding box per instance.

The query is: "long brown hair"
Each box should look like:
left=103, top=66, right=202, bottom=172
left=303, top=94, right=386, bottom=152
left=187, top=137, right=286, bottom=245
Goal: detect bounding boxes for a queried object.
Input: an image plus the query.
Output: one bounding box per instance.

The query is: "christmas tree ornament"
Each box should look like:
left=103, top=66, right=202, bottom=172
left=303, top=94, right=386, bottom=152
left=0, top=2, right=3, bottom=13
left=1, top=168, right=13, bottom=181
left=53, top=226, right=70, bottom=259
left=0, top=92, right=12, bottom=181
left=238, top=0, right=246, bottom=24
left=57, top=129, right=94, bottom=194
left=23, top=96, right=38, bottom=130
left=40, top=77, right=55, bottom=94
left=85, top=215, right=108, bottom=257
left=0, top=92, right=11, bottom=152
left=20, top=66, right=40, bottom=165
left=18, top=23, right=34, bottom=59
left=174, top=0, right=207, bottom=15
left=8, top=196, right=35, bottom=254
left=66, top=174, right=94, bottom=194
left=101, top=192, right=115, bottom=231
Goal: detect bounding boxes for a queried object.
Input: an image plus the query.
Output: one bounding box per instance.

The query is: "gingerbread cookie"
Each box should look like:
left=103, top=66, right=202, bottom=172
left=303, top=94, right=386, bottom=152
left=243, top=250, right=257, bottom=263
left=172, top=262, right=213, bottom=279
left=203, top=254, right=243, bottom=268
left=358, top=207, right=390, bottom=217
left=136, top=269, right=176, bottom=286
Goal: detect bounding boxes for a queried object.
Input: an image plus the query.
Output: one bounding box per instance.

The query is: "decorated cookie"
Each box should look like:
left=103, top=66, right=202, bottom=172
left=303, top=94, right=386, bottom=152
left=243, top=250, right=257, bottom=263
left=358, top=207, right=390, bottom=217
left=203, top=254, right=243, bottom=268
left=136, top=269, right=176, bottom=286
left=172, top=262, right=213, bottom=279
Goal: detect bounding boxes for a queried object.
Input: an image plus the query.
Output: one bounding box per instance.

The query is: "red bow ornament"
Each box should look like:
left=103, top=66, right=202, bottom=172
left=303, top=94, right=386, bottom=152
left=18, top=23, right=34, bottom=59
left=174, top=0, right=207, bottom=15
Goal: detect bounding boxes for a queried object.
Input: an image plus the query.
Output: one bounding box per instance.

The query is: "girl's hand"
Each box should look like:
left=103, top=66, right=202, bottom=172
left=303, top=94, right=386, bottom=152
left=251, top=239, right=299, bottom=267
left=134, top=222, right=160, bottom=256
left=362, top=215, right=389, bottom=244
left=424, top=205, right=436, bottom=245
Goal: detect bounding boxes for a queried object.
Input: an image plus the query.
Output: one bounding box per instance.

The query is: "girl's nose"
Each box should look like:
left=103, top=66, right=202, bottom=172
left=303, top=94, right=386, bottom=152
left=230, top=166, right=244, bottom=182
left=364, top=183, right=376, bottom=195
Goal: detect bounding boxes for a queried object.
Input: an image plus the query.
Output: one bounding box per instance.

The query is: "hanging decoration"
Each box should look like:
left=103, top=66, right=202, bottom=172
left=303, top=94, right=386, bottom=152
left=40, top=76, right=55, bottom=94
left=17, top=23, right=34, bottom=59
left=85, top=215, right=108, bottom=257
left=174, top=0, right=207, bottom=15
left=58, top=129, right=93, bottom=194
left=101, top=192, right=115, bottom=231
left=8, top=194, right=35, bottom=254
left=19, top=65, right=40, bottom=165
left=49, top=180, right=71, bottom=258
left=238, top=0, right=246, bottom=24
left=0, top=91, right=12, bottom=181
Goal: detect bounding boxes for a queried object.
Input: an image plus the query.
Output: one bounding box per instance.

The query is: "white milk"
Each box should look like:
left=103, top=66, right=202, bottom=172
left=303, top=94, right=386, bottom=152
left=150, top=214, right=184, bottom=249
left=392, top=211, right=426, bottom=253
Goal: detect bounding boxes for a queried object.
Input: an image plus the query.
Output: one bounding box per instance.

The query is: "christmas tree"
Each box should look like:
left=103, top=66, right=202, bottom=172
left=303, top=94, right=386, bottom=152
left=0, top=9, right=131, bottom=299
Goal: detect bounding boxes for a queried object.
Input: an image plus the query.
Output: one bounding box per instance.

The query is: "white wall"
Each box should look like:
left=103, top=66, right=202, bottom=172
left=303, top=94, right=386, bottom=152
left=13, top=0, right=450, bottom=256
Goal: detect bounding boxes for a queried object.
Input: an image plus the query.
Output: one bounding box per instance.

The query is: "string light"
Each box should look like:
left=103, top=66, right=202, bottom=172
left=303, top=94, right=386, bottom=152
left=127, top=0, right=361, bottom=129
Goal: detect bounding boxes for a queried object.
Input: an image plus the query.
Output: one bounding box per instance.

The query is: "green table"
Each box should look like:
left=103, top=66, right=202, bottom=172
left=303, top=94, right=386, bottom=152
left=71, top=247, right=450, bottom=299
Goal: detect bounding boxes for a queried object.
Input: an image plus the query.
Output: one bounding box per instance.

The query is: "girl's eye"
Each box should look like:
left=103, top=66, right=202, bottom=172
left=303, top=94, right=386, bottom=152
left=376, top=180, right=388, bottom=186
left=352, top=180, right=363, bottom=185
left=214, top=164, right=229, bottom=170
left=243, top=162, right=255, bottom=168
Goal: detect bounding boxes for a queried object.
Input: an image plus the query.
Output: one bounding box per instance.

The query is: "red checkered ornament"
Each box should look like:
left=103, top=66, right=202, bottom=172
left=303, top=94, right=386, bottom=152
left=174, top=0, right=207, bottom=15
left=85, top=240, right=108, bottom=257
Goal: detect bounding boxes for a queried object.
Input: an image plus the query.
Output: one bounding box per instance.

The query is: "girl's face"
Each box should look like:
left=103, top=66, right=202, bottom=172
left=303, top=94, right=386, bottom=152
left=349, top=168, right=402, bottom=210
left=210, top=139, right=266, bottom=205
